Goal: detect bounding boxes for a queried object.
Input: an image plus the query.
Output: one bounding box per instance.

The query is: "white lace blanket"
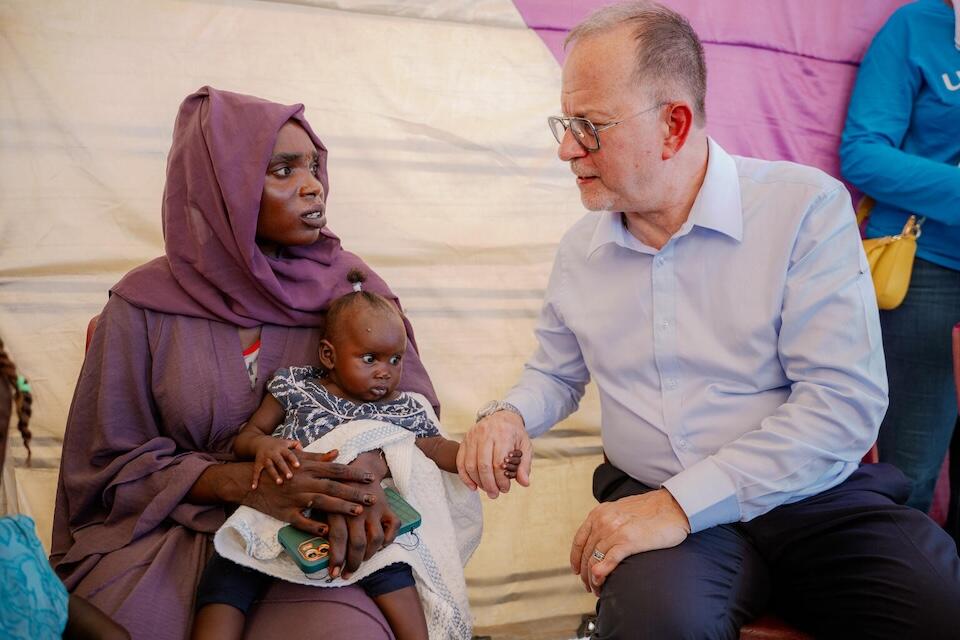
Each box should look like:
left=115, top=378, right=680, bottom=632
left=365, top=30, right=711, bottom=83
left=214, top=395, right=482, bottom=640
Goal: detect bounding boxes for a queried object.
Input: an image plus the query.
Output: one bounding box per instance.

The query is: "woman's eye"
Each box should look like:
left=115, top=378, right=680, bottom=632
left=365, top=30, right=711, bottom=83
left=361, top=354, right=375, bottom=364
left=389, top=356, right=402, bottom=365
left=271, top=166, right=293, bottom=178
left=310, top=162, right=320, bottom=176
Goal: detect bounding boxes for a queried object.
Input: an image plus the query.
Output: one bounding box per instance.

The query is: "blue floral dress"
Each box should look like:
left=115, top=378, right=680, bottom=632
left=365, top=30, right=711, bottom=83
left=0, top=515, right=69, bottom=639
left=268, top=366, right=440, bottom=446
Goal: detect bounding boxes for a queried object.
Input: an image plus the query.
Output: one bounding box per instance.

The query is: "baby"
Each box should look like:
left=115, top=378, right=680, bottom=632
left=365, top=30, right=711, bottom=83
left=192, top=269, right=521, bottom=640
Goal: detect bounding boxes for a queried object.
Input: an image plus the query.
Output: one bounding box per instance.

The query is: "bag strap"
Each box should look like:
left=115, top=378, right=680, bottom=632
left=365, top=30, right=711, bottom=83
left=855, top=195, right=874, bottom=227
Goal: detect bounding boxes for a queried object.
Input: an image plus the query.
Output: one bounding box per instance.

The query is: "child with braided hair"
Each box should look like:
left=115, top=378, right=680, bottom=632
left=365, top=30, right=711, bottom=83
left=0, top=337, right=33, bottom=468
left=0, top=339, right=129, bottom=639
left=193, top=269, right=522, bottom=640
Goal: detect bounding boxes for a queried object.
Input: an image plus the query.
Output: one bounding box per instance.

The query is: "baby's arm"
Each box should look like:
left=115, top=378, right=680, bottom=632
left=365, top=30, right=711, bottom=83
left=233, top=393, right=301, bottom=488
left=416, top=436, right=522, bottom=479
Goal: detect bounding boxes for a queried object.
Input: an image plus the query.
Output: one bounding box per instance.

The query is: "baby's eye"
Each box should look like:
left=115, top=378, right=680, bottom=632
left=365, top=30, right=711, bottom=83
left=389, top=355, right=402, bottom=365
left=361, top=354, right=376, bottom=364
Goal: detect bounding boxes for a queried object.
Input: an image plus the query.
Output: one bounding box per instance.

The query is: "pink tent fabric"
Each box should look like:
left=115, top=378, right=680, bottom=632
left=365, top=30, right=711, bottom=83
left=513, top=0, right=907, bottom=180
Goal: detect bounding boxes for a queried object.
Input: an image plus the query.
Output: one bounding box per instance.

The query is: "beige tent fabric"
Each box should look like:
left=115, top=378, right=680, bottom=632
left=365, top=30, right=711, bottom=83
left=0, top=0, right=602, bottom=627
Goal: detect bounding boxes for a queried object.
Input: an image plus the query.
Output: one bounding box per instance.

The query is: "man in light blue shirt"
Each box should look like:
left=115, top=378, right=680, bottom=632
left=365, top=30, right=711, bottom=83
left=458, top=2, right=960, bottom=637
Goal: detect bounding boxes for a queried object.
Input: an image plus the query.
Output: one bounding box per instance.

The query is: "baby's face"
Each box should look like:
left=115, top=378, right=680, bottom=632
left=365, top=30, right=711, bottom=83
left=330, top=308, right=407, bottom=402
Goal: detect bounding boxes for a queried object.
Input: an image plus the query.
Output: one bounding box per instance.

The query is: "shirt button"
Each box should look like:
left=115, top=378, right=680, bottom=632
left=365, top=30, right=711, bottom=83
left=665, top=378, right=678, bottom=389
left=656, top=256, right=665, bottom=266
left=661, top=320, right=670, bottom=330
left=677, top=438, right=688, bottom=449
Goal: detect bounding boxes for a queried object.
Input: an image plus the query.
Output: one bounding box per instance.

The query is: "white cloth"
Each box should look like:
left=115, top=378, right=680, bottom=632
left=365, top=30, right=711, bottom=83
left=214, top=393, right=482, bottom=640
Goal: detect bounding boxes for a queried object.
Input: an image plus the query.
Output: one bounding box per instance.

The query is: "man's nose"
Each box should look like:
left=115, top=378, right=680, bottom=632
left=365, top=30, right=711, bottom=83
left=558, top=127, right=587, bottom=162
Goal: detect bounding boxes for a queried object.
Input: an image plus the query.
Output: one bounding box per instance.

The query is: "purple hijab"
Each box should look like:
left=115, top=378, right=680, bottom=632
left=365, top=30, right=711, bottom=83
left=113, top=86, right=399, bottom=329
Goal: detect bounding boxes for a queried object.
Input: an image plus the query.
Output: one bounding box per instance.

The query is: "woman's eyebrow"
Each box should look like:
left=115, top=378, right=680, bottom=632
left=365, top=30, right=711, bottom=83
left=268, top=151, right=320, bottom=164
left=269, top=152, right=302, bottom=164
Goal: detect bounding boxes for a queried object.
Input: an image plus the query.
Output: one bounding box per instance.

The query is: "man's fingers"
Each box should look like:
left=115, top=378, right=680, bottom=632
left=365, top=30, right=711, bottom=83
left=591, top=541, right=628, bottom=588
left=515, top=438, right=534, bottom=487
left=570, top=518, right=592, bottom=573
left=477, top=431, right=499, bottom=498
left=461, top=430, right=482, bottom=490
left=456, top=442, right=478, bottom=491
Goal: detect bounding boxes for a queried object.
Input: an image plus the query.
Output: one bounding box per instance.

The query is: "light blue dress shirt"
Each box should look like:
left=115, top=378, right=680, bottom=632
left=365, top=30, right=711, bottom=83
left=505, top=139, right=888, bottom=533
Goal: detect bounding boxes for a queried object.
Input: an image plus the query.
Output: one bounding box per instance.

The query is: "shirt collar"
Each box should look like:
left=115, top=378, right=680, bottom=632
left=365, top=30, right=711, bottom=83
left=587, top=136, right=743, bottom=258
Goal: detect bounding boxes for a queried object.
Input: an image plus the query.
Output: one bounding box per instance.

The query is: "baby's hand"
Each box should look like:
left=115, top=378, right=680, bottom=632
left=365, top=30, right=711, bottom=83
left=500, top=449, right=523, bottom=481
left=251, top=437, right=303, bottom=489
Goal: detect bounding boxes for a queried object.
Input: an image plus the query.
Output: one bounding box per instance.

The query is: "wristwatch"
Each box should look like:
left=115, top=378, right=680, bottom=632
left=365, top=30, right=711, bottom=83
left=475, top=400, right=523, bottom=423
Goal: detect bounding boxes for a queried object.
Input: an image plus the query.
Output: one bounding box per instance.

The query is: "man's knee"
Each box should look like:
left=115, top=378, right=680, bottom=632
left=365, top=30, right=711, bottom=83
left=592, top=554, right=743, bottom=640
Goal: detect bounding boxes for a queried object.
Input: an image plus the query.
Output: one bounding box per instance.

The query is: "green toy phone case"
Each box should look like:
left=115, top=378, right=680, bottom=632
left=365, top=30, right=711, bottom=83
left=278, top=486, right=422, bottom=574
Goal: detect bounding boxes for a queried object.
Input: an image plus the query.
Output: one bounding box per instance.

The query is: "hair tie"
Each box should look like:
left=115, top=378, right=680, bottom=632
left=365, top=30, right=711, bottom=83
left=16, top=374, right=31, bottom=394
left=352, top=281, right=363, bottom=293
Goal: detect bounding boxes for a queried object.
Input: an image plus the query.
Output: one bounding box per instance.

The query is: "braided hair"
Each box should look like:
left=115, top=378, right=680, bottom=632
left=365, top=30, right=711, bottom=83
left=0, top=337, right=33, bottom=466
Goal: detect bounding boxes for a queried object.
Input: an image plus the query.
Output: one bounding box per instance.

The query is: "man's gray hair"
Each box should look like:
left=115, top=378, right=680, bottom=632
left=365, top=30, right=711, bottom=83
left=565, top=1, right=707, bottom=125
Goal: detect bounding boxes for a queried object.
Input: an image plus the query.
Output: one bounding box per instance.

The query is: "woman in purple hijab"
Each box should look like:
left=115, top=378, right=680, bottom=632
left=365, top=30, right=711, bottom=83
left=50, top=87, right=439, bottom=640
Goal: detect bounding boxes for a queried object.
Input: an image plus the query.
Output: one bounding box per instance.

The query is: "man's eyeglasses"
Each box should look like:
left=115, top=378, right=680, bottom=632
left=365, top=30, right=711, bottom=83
left=547, top=103, right=667, bottom=152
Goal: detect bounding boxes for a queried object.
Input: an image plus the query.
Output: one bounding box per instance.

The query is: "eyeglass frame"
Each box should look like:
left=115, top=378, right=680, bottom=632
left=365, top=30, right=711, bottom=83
left=547, top=102, right=669, bottom=152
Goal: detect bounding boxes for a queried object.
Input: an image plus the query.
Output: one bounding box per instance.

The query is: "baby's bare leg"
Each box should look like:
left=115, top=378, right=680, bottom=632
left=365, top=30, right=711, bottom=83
left=373, top=586, right=428, bottom=640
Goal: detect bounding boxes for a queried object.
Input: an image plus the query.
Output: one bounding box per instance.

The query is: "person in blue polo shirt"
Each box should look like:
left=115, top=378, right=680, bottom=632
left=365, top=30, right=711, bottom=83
left=841, top=0, right=960, bottom=534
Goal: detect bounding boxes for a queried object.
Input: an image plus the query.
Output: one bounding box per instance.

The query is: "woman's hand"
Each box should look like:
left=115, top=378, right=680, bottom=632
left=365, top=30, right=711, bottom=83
left=240, top=450, right=378, bottom=537
left=324, top=450, right=399, bottom=579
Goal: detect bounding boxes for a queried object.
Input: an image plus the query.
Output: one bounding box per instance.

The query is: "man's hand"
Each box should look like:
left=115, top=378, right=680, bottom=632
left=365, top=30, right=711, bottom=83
left=456, top=410, right=532, bottom=498
left=570, top=488, right=691, bottom=595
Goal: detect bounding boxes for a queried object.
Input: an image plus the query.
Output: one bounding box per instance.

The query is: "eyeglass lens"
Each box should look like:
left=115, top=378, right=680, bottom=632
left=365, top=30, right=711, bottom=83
left=548, top=117, right=599, bottom=151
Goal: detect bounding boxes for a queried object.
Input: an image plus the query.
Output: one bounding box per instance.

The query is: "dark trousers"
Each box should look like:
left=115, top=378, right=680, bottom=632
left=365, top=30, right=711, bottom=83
left=877, top=257, right=960, bottom=514
left=591, top=462, right=960, bottom=640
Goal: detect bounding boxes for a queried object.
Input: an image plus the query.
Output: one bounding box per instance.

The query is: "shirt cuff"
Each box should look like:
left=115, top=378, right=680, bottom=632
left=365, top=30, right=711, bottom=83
left=661, top=457, right=740, bottom=533
left=502, top=389, right=545, bottom=437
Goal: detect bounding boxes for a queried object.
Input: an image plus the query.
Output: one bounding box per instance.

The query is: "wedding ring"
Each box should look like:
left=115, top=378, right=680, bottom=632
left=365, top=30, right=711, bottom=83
left=592, top=548, right=606, bottom=562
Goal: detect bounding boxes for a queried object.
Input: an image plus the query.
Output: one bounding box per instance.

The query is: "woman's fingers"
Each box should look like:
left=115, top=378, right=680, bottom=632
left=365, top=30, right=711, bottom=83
left=307, top=491, right=366, bottom=516
left=342, top=514, right=367, bottom=577
left=381, top=505, right=400, bottom=547
left=325, top=513, right=348, bottom=578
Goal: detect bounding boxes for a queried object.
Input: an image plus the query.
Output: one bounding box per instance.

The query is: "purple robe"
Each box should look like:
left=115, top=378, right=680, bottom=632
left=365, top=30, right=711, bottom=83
left=50, top=87, right=438, bottom=639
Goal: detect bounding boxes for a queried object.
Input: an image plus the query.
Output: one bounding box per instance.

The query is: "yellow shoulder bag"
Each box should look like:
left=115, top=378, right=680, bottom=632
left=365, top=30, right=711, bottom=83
left=857, top=196, right=925, bottom=311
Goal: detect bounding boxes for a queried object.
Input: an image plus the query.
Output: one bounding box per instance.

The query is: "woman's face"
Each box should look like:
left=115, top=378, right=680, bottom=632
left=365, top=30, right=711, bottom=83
left=256, top=121, right=326, bottom=255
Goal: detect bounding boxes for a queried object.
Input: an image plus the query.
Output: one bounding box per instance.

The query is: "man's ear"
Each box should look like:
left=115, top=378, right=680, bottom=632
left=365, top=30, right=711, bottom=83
left=319, top=339, right=336, bottom=370
left=661, top=101, right=695, bottom=160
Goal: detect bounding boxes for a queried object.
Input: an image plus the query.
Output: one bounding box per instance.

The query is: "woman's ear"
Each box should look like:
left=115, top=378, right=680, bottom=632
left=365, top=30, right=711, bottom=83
left=319, top=339, right=336, bottom=370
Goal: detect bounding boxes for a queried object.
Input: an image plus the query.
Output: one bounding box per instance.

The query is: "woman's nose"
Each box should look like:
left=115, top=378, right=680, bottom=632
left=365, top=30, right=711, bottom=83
left=299, top=175, right=324, bottom=199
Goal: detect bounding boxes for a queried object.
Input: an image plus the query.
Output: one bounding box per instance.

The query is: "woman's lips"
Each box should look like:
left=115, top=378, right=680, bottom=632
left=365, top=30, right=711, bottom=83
left=301, top=210, right=326, bottom=229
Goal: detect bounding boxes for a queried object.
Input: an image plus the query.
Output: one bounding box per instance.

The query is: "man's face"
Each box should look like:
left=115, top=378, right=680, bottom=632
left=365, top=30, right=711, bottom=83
left=559, top=25, right=667, bottom=213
